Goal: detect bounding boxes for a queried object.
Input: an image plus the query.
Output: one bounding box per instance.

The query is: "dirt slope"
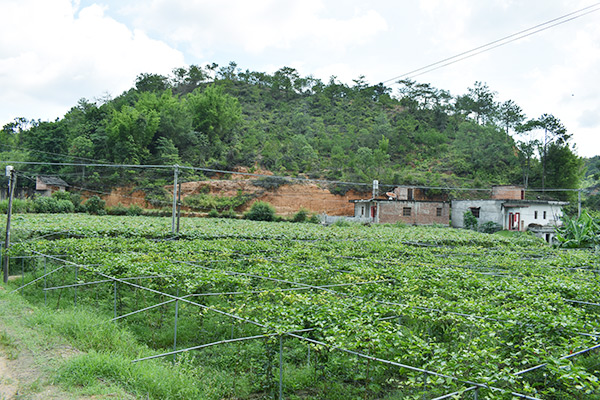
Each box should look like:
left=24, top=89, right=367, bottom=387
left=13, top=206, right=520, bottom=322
left=103, top=178, right=368, bottom=217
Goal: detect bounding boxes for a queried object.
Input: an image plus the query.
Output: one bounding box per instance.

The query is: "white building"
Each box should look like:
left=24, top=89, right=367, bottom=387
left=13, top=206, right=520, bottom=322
left=451, top=186, right=567, bottom=243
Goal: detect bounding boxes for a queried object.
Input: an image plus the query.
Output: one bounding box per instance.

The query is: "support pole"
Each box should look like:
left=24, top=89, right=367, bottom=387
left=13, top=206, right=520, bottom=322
left=578, top=189, right=581, bottom=218
left=171, top=164, right=179, bottom=234
left=176, top=181, right=181, bottom=234
left=279, top=335, right=284, bottom=400
left=4, top=167, right=16, bottom=284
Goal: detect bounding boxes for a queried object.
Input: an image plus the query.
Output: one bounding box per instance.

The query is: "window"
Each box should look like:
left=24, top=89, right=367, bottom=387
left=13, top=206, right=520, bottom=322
left=470, top=207, right=480, bottom=218
left=534, top=211, right=538, bottom=219
left=403, top=207, right=412, bottom=216
left=436, top=207, right=442, bottom=217
left=407, top=189, right=414, bottom=200
left=543, top=211, right=547, bottom=219
left=360, top=206, right=365, bottom=216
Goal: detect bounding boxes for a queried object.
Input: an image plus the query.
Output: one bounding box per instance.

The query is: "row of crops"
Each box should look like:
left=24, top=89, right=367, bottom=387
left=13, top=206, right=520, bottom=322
left=3, top=214, right=600, bottom=399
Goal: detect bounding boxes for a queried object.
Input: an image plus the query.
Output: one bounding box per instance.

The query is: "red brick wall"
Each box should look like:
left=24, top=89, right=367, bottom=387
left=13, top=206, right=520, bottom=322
left=491, top=186, right=523, bottom=200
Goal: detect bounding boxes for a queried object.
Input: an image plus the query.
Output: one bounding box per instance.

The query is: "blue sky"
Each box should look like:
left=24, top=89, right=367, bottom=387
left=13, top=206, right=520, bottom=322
left=2, top=0, right=599, bottom=157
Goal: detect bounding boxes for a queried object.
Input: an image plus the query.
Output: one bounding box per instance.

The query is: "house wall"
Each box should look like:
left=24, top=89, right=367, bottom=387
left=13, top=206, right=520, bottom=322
left=503, top=203, right=563, bottom=231
left=451, top=200, right=504, bottom=228
left=378, top=201, right=449, bottom=225
left=491, top=186, right=523, bottom=200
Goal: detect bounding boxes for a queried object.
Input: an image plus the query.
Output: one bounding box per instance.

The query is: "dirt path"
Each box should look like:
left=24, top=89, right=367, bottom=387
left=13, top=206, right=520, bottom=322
left=0, top=290, right=110, bottom=399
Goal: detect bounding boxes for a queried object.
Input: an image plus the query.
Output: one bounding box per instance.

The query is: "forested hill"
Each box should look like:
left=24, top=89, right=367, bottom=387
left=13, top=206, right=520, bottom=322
left=0, top=62, right=587, bottom=202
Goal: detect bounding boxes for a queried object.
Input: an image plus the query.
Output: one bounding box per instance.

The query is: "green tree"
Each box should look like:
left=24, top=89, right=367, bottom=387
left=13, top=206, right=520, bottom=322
left=498, top=100, right=525, bottom=136
left=107, top=105, right=159, bottom=164
left=544, top=142, right=583, bottom=201
left=520, top=114, right=569, bottom=189
left=185, top=85, right=242, bottom=160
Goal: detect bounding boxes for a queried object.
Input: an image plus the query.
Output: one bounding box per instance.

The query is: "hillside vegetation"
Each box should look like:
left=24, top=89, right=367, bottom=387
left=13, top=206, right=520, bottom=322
left=1, top=62, right=592, bottom=205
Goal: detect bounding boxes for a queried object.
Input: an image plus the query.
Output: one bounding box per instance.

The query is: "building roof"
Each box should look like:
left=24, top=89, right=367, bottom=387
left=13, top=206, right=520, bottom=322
left=37, top=175, right=68, bottom=187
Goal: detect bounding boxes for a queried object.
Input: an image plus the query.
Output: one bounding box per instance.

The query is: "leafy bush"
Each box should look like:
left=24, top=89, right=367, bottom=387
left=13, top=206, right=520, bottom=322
left=291, top=208, right=309, bottom=223
left=479, top=221, right=501, bottom=234
left=207, top=209, right=220, bottom=218
left=0, top=199, right=33, bottom=213
left=184, top=190, right=250, bottom=212
left=33, top=197, right=58, bottom=213
left=245, top=201, right=276, bottom=221
left=126, top=205, right=143, bottom=216
left=463, top=210, right=478, bottom=231
left=220, top=208, right=237, bottom=219
left=56, top=199, right=75, bottom=213
left=107, top=203, right=128, bottom=216
left=85, top=196, right=106, bottom=215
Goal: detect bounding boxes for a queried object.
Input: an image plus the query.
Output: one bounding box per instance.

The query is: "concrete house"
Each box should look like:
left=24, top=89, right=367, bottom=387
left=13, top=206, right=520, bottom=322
left=350, top=186, right=450, bottom=225
left=451, top=185, right=567, bottom=242
left=36, top=176, right=68, bottom=196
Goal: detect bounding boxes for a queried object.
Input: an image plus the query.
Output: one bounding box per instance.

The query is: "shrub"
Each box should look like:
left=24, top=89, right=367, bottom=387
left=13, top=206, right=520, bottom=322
left=56, top=199, right=75, bottom=213
left=220, top=208, right=237, bottom=219
left=479, top=221, right=502, bottom=234
left=291, top=208, right=309, bottom=223
left=126, top=205, right=143, bottom=216
left=107, top=203, right=128, bottom=216
left=0, top=199, right=33, bottom=213
left=33, top=197, right=59, bottom=213
left=85, top=196, right=106, bottom=215
left=463, top=211, right=478, bottom=231
left=245, top=201, right=276, bottom=221
left=207, top=209, right=220, bottom=218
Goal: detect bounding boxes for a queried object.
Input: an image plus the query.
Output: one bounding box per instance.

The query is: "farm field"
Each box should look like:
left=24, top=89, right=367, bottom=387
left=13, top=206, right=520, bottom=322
left=2, top=214, right=600, bottom=399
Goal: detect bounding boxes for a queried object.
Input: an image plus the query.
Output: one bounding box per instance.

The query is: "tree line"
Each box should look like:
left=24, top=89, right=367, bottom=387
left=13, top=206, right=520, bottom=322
left=0, top=61, right=587, bottom=205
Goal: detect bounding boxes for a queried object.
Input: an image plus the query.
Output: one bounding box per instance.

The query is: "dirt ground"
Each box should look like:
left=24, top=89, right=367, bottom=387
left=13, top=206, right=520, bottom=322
left=103, top=177, right=368, bottom=216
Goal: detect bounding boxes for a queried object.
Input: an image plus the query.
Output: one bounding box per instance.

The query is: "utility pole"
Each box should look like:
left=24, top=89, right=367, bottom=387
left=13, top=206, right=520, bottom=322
left=171, top=165, right=179, bottom=234
left=4, top=166, right=16, bottom=284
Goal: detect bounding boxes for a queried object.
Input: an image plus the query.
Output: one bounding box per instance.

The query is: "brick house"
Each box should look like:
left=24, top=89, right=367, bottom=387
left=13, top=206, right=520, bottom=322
left=350, top=186, right=450, bottom=225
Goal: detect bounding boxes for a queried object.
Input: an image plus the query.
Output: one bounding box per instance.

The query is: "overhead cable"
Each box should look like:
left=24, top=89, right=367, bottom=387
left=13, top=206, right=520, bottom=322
left=382, top=2, right=600, bottom=83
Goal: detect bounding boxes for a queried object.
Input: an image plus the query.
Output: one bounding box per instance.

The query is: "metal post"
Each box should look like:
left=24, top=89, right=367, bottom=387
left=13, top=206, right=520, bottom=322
left=171, top=164, right=179, bottom=234
left=44, top=256, right=47, bottom=306
left=4, top=167, right=16, bottom=284
left=578, top=190, right=581, bottom=218
left=74, top=265, right=78, bottom=307
left=113, top=281, right=117, bottom=320
left=173, top=287, right=179, bottom=362
left=279, top=335, right=284, bottom=400
left=474, top=387, right=479, bottom=400
left=176, top=181, right=181, bottom=234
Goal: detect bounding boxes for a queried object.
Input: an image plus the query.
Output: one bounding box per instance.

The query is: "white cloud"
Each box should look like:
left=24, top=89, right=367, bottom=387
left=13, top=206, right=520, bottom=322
left=0, top=0, right=185, bottom=125
left=124, top=0, right=387, bottom=57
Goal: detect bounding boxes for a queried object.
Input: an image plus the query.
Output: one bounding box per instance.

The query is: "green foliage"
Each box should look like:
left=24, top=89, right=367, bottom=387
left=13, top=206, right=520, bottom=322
left=32, top=196, right=74, bottom=213
left=85, top=196, right=106, bottom=215
left=0, top=198, right=33, bottom=214
left=291, top=208, right=309, bottom=223
left=478, top=220, right=502, bottom=234
left=463, top=210, right=478, bottom=231
left=183, top=191, right=250, bottom=212
left=244, top=201, right=276, bottom=221
left=555, top=211, right=600, bottom=248
left=207, top=209, right=219, bottom=218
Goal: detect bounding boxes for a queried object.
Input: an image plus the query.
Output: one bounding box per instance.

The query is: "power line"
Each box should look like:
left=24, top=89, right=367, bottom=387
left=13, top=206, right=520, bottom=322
left=382, top=3, right=600, bottom=84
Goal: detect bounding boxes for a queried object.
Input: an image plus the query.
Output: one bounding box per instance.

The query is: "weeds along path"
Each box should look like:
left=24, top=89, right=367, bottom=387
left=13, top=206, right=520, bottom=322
left=0, top=288, right=127, bottom=399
